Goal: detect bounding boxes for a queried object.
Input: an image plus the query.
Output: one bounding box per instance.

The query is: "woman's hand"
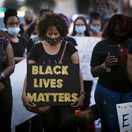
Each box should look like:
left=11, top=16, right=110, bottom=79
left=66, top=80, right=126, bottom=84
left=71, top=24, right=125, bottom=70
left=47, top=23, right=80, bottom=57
left=0, top=82, right=5, bottom=93
left=22, top=94, right=36, bottom=111
left=22, top=93, right=51, bottom=113
left=34, top=106, right=51, bottom=113
left=71, top=94, right=85, bottom=107
left=105, top=54, right=118, bottom=68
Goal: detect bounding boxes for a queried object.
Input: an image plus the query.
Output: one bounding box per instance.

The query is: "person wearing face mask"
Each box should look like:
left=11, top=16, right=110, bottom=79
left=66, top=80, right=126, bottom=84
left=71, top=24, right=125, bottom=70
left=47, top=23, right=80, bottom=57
left=89, top=12, right=102, bottom=38
left=90, top=14, right=132, bottom=132
left=0, top=30, right=15, bottom=132
left=71, top=16, right=90, bottom=36
left=71, top=16, right=96, bottom=132
left=4, top=8, right=27, bottom=64
left=95, top=0, right=119, bottom=27
left=19, top=9, right=35, bottom=41
left=22, top=13, right=85, bottom=132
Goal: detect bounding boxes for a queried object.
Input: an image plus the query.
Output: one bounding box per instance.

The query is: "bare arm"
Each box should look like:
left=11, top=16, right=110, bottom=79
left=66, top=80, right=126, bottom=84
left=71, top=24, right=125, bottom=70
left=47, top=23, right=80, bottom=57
left=22, top=59, right=36, bottom=108
left=127, top=54, right=132, bottom=82
left=71, top=51, right=84, bottom=93
left=91, top=55, right=118, bottom=77
left=22, top=59, right=36, bottom=95
left=15, top=57, right=25, bottom=63
left=0, top=43, right=15, bottom=80
left=71, top=51, right=85, bottom=106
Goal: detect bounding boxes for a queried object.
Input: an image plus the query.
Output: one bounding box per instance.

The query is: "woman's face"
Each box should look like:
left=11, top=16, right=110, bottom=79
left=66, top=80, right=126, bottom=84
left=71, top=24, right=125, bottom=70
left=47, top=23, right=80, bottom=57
left=6, top=16, right=19, bottom=28
left=75, top=19, right=86, bottom=34
left=75, top=19, right=85, bottom=27
left=46, top=26, right=60, bottom=38
left=6, top=16, right=20, bottom=36
left=45, top=26, right=61, bottom=46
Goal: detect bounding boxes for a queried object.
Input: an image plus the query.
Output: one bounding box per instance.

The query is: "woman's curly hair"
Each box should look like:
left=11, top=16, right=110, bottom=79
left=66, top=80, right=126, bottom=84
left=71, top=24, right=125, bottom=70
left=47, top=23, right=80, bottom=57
left=37, top=13, right=69, bottom=40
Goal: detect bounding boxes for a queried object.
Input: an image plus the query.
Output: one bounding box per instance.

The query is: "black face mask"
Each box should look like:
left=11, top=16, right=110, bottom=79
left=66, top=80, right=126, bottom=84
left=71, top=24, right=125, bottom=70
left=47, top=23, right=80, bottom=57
left=45, top=36, right=61, bottom=46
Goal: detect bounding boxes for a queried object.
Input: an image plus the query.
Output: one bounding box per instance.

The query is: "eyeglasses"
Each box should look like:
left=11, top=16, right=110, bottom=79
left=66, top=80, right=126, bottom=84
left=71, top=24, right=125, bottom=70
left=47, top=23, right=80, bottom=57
left=7, top=22, right=19, bottom=26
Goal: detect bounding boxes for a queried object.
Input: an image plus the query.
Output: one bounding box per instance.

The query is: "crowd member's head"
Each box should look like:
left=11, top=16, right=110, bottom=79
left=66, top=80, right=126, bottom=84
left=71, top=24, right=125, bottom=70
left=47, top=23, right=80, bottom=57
left=59, top=13, right=71, bottom=28
left=38, top=8, right=53, bottom=20
left=89, top=12, right=102, bottom=37
left=59, top=115, right=88, bottom=132
left=95, top=0, right=119, bottom=26
left=71, top=16, right=90, bottom=36
left=104, top=14, right=130, bottom=42
left=24, top=9, right=34, bottom=25
left=37, top=13, right=68, bottom=45
left=4, top=8, right=20, bottom=36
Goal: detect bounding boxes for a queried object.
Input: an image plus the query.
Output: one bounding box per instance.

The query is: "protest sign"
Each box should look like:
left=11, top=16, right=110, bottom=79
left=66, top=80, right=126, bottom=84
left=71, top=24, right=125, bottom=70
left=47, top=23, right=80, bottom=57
left=116, top=102, right=132, bottom=132
left=26, top=64, right=80, bottom=106
left=73, top=36, right=101, bottom=80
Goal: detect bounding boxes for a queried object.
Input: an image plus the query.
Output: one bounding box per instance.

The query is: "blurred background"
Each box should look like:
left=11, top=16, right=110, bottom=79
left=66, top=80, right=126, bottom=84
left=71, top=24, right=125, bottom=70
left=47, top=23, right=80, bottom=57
left=0, top=0, right=132, bottom=29
left=0, top=0, right=132, bottom=15
left=0, top=0, right=132, bottom=16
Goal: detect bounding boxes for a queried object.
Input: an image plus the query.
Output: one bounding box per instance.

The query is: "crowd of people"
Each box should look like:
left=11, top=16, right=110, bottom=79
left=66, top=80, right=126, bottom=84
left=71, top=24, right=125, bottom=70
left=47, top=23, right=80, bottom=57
left=0, top=0, right=132, bottom=132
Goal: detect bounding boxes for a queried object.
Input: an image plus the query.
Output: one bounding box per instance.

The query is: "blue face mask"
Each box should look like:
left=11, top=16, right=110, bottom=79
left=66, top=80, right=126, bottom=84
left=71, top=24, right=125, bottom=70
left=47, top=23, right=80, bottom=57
left=90, top=25, right=101, bottom=33
left=7, top=27, right=20, bottom=36
left=75, top=26, right=86, bottom=33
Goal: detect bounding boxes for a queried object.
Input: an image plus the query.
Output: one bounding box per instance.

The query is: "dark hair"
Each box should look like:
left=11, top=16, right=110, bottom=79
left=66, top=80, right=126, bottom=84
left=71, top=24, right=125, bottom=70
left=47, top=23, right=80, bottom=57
left=59, top=13, right=71, bottom=27
left=37, top=13, right=69, bottom=40
left=3, top=8, right=20, bottom=27
left=38, top=9, right=53, bottom=16
left=71, top=16, right=90, bottom=36
left=89, top=11, right=101, bottom=23
left=104, top=14, right=130, bottom=42
left=59, top=115, right=88, bottom=132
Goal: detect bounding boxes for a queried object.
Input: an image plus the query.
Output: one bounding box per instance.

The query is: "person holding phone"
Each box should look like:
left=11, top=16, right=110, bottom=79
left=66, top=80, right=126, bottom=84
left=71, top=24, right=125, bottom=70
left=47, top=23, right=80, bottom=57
left=90, top=14, right=132, bottom=132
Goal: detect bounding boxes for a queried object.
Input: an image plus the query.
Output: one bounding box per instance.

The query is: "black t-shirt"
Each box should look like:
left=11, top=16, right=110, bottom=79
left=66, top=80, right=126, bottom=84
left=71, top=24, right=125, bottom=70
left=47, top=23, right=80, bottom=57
left=91, top=38, right=132, bottom=92
left=10, top=37, right=27, bottom=57
left=28, top=41, right=77, bottom=64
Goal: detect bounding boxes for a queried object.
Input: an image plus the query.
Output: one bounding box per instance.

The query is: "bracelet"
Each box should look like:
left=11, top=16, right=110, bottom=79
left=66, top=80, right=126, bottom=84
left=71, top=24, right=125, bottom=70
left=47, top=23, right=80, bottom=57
left=100, top=62, right=107, bottom=69
left=80, top=91, right=86, bottom=96
left=101, top=62, right=111, bottom=73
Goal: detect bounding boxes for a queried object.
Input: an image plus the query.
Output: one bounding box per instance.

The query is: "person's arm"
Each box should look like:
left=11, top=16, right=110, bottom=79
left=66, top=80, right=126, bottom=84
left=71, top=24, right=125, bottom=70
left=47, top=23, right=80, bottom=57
left=22, top=59, right=51, bottom=112
left=14, top=57, right=25, bottom=63
left=0, top=44, right=15, bottom=80
left=127, top=54, right=132, bottom=82
left=71, top=51, right=85, bottom=106
left=22, top=59, right=37, bottom=111
left=91, top=54, right=118, bottom=77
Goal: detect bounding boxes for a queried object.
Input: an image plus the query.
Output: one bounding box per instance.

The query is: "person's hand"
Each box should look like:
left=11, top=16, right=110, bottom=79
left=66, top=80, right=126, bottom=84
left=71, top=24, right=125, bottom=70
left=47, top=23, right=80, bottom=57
left=34, top=106, right=51, bottom=113
left=0, top=82, right=5, bottom=93
left=105, top=53, right=118, bottom=68
left=71, top=94, right=85, bottom=108
left=22, top=93, right=51, bottom=113
left=80, top=109, right=94, bottom=123
left=22, top=94, right=36, bottom=112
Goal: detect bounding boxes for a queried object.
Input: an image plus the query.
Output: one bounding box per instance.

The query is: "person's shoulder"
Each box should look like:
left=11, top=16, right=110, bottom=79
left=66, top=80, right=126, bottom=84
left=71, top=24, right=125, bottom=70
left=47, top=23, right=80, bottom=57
left=64, top=36, right=77, bottom=46
left=32, top=42, right=42, bottom=47
left=93, top=39, right=110, bottom=52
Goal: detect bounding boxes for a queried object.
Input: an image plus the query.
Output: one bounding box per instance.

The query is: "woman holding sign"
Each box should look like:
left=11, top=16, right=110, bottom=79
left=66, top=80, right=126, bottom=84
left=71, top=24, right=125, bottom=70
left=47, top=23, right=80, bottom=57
left=22, top=14, right=85, bottom=132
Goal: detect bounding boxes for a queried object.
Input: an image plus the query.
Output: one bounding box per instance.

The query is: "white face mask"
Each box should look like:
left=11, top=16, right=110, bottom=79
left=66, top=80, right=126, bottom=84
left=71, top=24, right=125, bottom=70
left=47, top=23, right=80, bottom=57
left=90, top=25, right=101, bottom=33
left=75, top=26, right=86, bottom=33
left=7, top=27, right=20, bottom=36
